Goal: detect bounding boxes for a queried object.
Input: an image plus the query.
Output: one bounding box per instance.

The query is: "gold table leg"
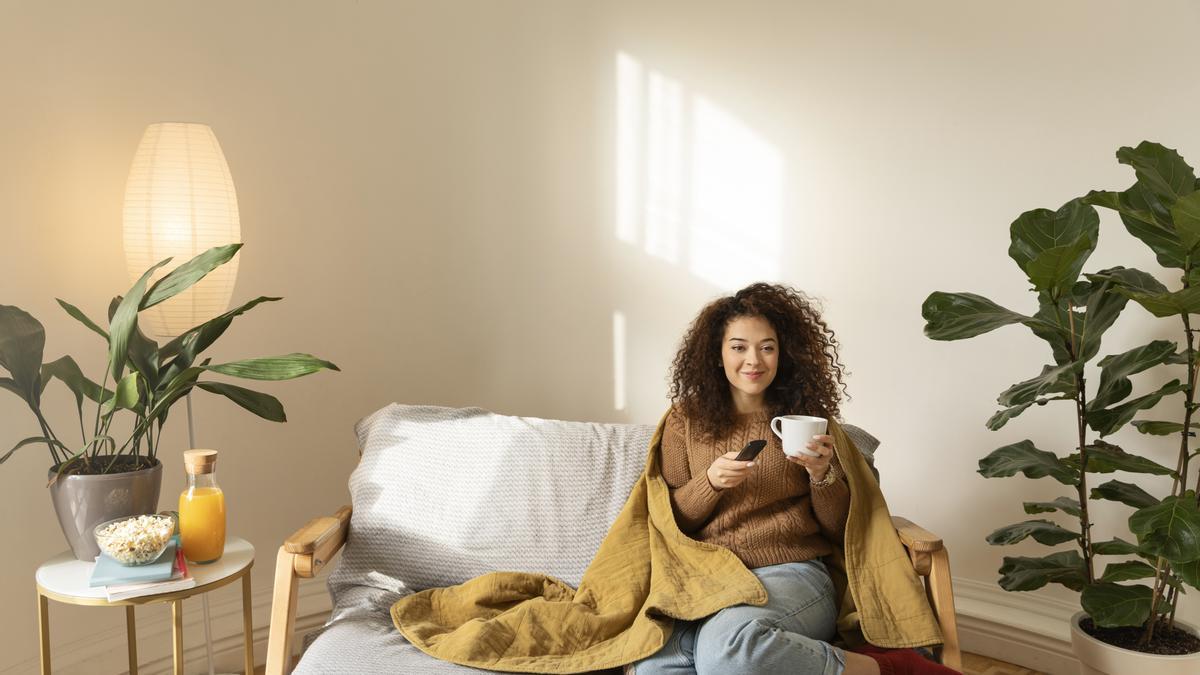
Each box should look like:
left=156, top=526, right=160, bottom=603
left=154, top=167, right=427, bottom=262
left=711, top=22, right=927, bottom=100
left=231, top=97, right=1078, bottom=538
left=242, top=573, right=255, bottom=675
left=172, top=599, right=184, bottom=675
left=37, top=592, right=50, bottom=675
left=126, top=605, right=138, bottom=675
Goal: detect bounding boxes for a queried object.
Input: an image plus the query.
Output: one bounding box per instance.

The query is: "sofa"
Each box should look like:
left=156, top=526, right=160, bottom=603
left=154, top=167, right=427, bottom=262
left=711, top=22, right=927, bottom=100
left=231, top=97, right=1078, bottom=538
left=264, top=404, right=961, bottom=673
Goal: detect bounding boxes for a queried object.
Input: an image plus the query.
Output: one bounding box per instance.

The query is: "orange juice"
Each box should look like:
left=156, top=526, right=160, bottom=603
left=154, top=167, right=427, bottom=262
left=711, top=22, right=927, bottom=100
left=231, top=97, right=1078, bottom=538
left=179, top=487, right=226, bottom=563
left=180, top=449, right=226, bottom=564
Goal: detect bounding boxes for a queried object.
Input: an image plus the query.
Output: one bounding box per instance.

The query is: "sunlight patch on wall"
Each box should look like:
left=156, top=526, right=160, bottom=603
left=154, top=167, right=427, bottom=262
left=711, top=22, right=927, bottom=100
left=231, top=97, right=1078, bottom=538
left=614, top=51, right=782, bottom=290
left=613, top=310, right=627, bottom=411
left=615, top=53, right=642, bottom=247
left=688, top=97, right=782, bottom=290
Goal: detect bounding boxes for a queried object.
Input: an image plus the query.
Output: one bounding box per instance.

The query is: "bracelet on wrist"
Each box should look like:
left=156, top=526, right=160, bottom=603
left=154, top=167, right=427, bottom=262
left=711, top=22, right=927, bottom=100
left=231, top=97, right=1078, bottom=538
left=810, top=463, right=840, bottom=488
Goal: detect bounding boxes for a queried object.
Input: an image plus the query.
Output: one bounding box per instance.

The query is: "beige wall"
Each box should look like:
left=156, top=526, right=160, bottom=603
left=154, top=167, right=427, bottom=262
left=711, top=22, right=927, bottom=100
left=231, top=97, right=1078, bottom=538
left=3, top=0, right=1200, bottom=669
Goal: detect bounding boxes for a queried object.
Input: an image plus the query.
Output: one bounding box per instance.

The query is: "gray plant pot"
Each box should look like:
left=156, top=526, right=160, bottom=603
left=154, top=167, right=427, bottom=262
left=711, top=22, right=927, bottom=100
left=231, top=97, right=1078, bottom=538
left=48, top=460, right=163, bottom=561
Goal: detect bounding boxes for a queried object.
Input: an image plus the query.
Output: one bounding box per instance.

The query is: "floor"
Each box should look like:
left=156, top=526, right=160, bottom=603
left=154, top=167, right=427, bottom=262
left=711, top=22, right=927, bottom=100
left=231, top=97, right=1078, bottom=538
left=961, top=652, right=1045, bottom=675
left=255, top=652, right=1045, bottom=674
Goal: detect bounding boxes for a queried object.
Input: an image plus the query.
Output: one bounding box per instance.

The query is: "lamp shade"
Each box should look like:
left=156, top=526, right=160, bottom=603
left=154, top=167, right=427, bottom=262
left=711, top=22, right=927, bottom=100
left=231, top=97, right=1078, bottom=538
left=123, top=122, right=240, bottom=339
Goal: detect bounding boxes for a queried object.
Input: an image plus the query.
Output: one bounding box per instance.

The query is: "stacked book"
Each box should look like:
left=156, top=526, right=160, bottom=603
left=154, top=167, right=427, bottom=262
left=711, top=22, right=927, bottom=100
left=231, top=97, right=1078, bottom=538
left=90, top=535, right=195, bottom=601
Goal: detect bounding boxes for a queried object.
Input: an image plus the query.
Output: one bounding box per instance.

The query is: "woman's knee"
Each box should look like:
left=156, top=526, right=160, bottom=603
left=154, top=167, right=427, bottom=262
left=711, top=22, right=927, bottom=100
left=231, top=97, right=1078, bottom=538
left=692, top=617, right=773, bottom=673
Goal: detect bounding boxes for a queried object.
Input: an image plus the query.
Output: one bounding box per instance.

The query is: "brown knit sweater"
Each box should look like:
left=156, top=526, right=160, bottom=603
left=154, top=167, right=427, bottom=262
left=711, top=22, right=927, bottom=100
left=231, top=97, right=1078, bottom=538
left=661, top=407, right=851, bottom=569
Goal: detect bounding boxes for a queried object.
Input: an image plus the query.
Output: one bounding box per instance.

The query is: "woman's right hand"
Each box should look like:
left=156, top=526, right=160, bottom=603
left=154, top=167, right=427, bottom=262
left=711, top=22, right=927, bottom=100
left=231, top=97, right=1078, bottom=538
left=706, top=452, right=756, bottom=490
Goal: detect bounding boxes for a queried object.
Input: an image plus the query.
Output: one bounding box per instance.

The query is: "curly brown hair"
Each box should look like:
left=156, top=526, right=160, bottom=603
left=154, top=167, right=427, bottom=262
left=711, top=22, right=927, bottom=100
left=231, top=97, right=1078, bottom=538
left=667, top=282, right=849, bottom=442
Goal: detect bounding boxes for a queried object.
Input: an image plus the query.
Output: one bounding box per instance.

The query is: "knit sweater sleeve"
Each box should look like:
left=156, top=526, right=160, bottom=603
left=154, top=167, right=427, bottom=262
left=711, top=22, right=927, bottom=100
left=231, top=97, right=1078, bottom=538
left=660, top=409, right=724, bottom=533
left=810, top=453, right=850, bottom=542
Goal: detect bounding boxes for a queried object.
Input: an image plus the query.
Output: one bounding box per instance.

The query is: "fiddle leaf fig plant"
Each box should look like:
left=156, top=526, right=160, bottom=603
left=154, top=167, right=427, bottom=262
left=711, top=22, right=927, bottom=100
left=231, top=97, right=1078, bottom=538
left=923, top=142, right=1200, bottom=654
left=0, top=243, right=339, bottom=477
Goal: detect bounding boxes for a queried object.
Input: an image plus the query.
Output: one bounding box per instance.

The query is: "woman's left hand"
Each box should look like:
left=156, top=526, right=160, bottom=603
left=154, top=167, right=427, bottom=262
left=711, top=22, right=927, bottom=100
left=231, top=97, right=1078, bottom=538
left=786, top=434, right=835, bottom=482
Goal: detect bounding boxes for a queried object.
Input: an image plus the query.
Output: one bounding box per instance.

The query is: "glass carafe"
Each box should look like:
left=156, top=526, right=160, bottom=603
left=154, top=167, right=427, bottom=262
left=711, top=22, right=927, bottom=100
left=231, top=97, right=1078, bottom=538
left=179, top=449, right=226, bottom=564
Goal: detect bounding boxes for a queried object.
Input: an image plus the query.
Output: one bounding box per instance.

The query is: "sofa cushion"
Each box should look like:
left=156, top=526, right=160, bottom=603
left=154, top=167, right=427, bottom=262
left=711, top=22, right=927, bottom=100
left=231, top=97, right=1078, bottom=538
left=324, top=404, right=654, bottom=626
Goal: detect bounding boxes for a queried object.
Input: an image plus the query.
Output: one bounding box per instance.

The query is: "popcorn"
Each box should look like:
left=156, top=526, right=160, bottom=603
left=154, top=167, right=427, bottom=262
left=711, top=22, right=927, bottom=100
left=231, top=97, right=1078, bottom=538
left=94, top=514, right=174, bottom=565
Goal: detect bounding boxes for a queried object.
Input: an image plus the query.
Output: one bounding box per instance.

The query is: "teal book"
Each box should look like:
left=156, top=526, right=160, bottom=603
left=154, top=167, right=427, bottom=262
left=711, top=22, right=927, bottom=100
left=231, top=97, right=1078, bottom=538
left=89, top=537, right=178, bottom=587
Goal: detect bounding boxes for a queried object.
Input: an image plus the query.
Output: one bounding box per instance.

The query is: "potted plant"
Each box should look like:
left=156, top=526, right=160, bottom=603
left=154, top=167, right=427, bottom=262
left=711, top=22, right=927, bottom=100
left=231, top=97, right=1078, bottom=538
left=0, top=243, right=338, bottom=559
left=921, top=141, right=1200, bottom=673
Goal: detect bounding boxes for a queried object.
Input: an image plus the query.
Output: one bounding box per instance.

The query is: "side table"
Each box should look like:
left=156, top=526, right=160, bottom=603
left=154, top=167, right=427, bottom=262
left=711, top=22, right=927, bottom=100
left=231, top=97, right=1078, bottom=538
left=35, top=536, right=255, bottom=675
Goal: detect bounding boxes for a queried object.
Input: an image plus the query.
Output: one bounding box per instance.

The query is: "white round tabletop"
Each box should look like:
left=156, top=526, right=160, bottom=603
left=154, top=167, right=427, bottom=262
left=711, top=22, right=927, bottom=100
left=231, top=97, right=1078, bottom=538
left=36, top=537, right=254, bottom=604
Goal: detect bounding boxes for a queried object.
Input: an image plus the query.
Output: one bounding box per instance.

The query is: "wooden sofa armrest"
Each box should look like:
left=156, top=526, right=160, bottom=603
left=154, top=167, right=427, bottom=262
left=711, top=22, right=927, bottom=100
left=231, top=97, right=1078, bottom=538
left=891, top=515, right=961, bottom=673
left=892, top=515, right=943, bottom=554
left=266, top=505, right=352, bottom=675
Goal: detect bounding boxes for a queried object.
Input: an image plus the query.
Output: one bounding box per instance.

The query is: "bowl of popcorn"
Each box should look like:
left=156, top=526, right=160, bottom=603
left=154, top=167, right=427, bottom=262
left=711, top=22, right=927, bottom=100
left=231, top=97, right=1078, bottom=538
left=93, top=514, right=176, bottom=565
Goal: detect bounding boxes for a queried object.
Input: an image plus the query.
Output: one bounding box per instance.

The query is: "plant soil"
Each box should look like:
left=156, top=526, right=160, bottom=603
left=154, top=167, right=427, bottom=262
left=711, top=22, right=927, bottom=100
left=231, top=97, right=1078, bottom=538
left=1081, top=617, right=1200, bottom=656
left=54, top=455, right=157, bottom=476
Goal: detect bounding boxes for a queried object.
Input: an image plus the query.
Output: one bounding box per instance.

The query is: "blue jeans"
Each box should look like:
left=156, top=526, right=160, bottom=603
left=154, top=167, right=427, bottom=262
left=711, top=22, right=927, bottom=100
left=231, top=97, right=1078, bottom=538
left=631, top=559, right=846, bottom=675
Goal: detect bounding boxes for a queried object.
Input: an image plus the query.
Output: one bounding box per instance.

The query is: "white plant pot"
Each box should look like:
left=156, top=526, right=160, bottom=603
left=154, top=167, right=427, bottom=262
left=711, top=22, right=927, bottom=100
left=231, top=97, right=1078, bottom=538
left=1070, top=610, right=1200, bottom=675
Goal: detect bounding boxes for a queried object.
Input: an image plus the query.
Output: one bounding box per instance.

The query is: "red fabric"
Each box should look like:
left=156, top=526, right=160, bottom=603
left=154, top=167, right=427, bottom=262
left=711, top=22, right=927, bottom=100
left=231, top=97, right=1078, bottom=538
left=853, top=644, right=959, bottom=675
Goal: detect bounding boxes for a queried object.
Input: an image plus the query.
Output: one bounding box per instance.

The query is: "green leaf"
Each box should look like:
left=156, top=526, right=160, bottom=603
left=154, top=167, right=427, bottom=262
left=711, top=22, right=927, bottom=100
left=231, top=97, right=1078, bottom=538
left=986, top=519, right=1080, bottom=546
left=1131, top=420, right=1199, bottom=435
left=1, top=436, right=67, bottom=465
left=1027, top=296, right=1078, bottom=366
left=202, top=353, right=339, bottom=381
left=978, top=440, right=1080, bottom=485
left=1112, top=284, right=1200, bottom=317
left=1023, top=497, right=1082, bottom=518
left=1081, top=583, right=1153, bottom=628
left=921, top=292, right=1036, bottom=341
left=40, top=355, right=113, bottom=409
left=1099, top=561, right=1157, bottom=584
left=1174, top=558, right=1200, bottom=590
left=158, top=296, right=282, bottom=375
left=100, top=372, right=142, bottom=416
left=1026, top=236, right=1097, bottom=297
left=108, top=258, right=172, bottom=381
left=145, top=361, right=210, bottom=427
left=997, top=551, right=1087, bottom=591
left=997, top=362, right=1081, bottom=407
left=1129, top=491, right=1200, bottom=563
left=1086, top=381, right=1188, bottom=437
left=195, top=381, right=286, bottom=422
left=127, top=325, right=160, bottom=390
left=56, top=299, right=108, bottom=339
left=1091, top=340, right=1177, bottom=411
left=1086, top=267, right=1170, bottom=296
left=1170, top=190, right=1200, bottom=252
left=986, top=401, right=1035, bottom=431
left=1092, top=538, right=1142, bottom=555
left=1090, top=480, right=1157, bottom=509
left=1074, top=440, right=1176, bottom=477
left=1075, top=275, right=1130, bottom=363
left=1008, top=199, right=1099, bottom=298
left=0, top=304, right=46, bottom=405
left=141, top=243, right=242, bottom=310
left=1086, top=184, right=1185, bottom=269
left=0, top=377, right=20, bottom=397
left=1116, top=141, right=1196, bottom=205
left=1023, top=277, right=1128, bottom=367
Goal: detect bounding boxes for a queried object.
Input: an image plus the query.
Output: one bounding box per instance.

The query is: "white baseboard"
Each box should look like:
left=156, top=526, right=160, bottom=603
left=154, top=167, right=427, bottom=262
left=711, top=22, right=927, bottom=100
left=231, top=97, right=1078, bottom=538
left=6, top=575, right=332, bottom=675
left=954, top=577, right=1080, bottom=675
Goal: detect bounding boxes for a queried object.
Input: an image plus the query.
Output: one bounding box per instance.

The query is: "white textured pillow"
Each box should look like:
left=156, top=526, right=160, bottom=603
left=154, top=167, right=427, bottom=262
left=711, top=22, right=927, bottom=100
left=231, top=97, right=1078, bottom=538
left=325, top=404, right=654, bottom=622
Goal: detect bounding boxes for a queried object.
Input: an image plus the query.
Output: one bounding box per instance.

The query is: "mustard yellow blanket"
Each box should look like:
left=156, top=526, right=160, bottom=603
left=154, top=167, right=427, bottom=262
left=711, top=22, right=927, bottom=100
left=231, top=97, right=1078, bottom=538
left=391, top=413, right=942, bottom=673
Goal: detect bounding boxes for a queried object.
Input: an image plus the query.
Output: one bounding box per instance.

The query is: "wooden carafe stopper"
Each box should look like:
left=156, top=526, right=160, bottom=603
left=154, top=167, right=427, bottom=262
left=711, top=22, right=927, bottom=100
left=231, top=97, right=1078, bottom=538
left=183, top=449, right=218, bottom=474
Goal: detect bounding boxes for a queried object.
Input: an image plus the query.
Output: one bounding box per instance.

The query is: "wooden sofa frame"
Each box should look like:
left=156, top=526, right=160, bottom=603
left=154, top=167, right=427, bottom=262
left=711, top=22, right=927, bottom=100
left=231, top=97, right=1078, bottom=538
left=264, top=509, right=961, bottom=674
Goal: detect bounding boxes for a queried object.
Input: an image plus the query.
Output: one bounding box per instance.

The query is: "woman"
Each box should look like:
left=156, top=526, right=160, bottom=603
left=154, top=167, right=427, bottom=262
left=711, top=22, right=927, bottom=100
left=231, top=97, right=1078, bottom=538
left=633, top=283, right=952, bottom=675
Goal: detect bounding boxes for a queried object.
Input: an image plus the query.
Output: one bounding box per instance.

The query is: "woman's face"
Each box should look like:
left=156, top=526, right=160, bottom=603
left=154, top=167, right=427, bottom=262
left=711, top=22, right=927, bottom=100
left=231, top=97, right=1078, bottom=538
left=721, top=315, right=779, bottom=407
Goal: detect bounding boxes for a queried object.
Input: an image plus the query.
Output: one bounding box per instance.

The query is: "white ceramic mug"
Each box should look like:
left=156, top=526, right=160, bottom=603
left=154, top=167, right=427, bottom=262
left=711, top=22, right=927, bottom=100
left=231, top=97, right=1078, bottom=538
left=770, top=415, right=828, bottom=458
